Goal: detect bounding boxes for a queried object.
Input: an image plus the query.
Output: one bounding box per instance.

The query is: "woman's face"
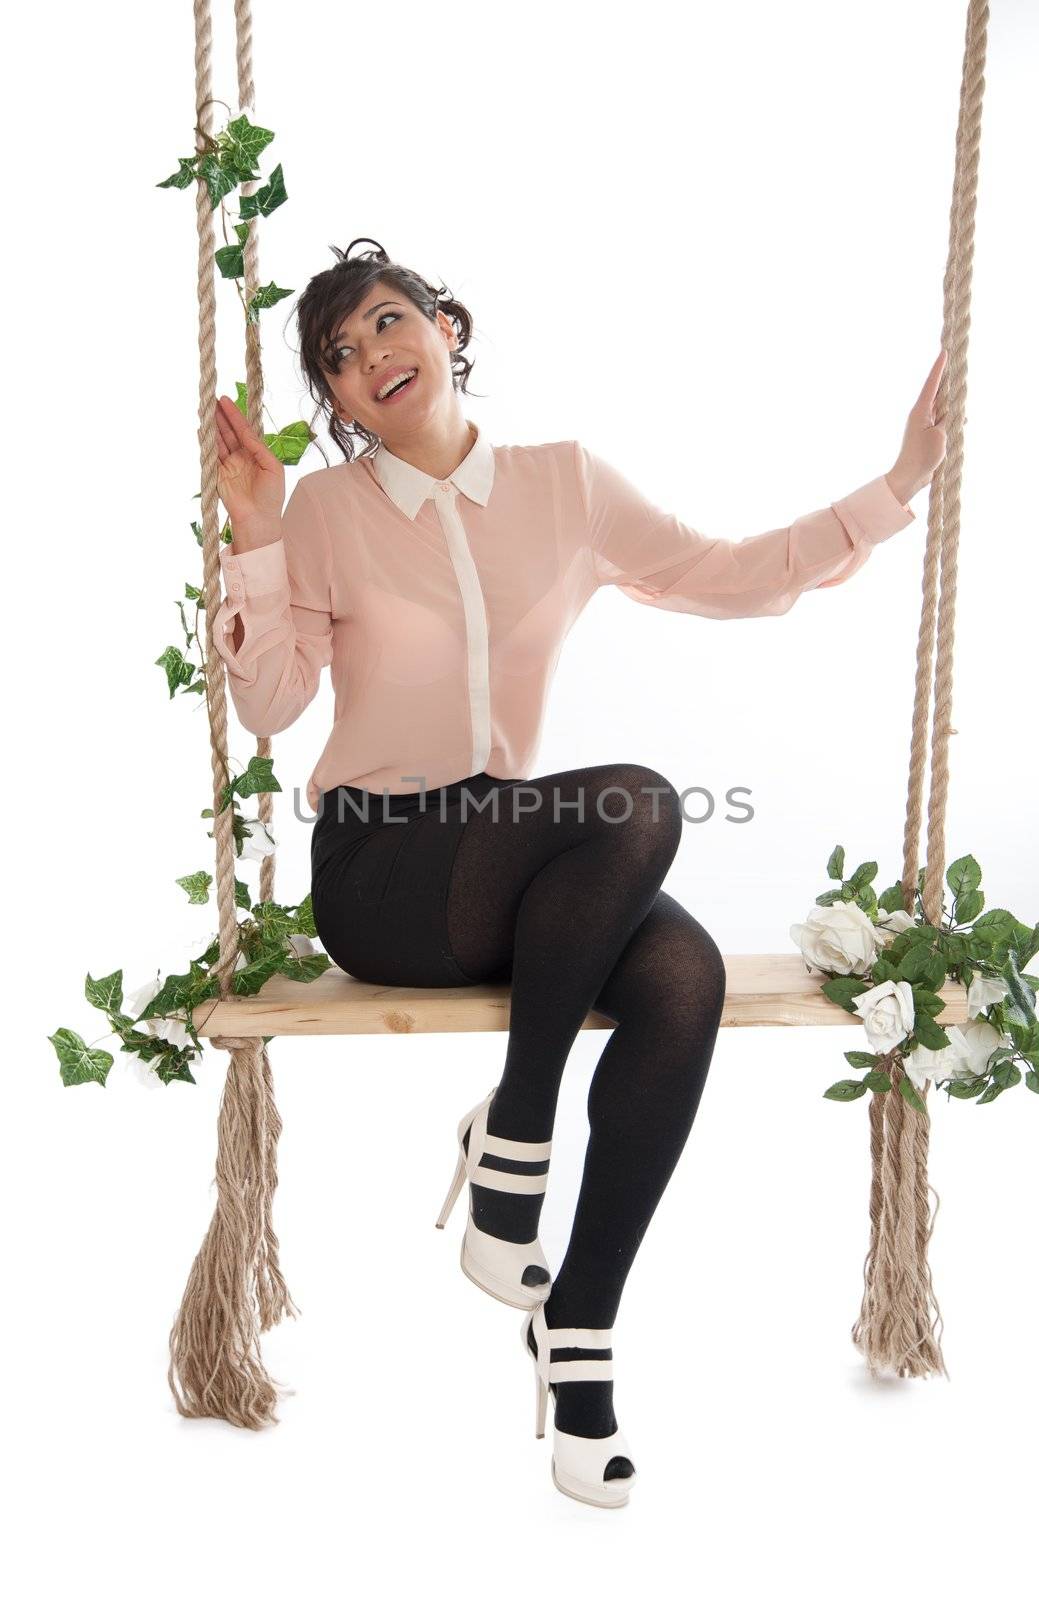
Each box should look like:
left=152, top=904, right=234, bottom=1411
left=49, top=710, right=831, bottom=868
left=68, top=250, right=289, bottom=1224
left=324, top=280, right=457, bottom=441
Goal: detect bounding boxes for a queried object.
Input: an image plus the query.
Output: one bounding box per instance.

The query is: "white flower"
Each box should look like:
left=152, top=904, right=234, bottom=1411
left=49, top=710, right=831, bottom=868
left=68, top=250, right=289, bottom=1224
left=108, top=1054, right=164, bottom=1092
left=240, top=817, right=277, bottom=861
left=873, top=908, right=916, bottom=947
left=287, top=933, right=315, bottom=958
left=124, top=975, right=191, bottom=1051
left=789, top=901, right=881, bottom=976
left=852, top=979, right=916, bottom=1053
left=966, top=974, right=1008, bottom=1018
left=903, top=1018, right=1005, bottom=1090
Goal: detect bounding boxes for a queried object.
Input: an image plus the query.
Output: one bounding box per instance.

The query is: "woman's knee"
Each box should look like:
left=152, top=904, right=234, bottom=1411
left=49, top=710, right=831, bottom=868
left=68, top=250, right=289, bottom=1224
left=588, top=763, right=683, bottom=855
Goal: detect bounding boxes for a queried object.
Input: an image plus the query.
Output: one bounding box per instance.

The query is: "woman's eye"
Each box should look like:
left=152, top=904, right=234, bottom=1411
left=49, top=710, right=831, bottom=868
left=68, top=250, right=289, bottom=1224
left=334, top=311, right=400, bottom=362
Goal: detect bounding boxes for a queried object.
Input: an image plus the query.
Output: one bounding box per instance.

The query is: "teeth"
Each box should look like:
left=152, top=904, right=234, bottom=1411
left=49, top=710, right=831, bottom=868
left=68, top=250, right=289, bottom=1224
left=376, top=369, right=416, bottom=400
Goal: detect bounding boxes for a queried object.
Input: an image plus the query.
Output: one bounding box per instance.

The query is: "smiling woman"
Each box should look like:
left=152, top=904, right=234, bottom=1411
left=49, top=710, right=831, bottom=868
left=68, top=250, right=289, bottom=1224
left=294, top=237, right=480, bottom=467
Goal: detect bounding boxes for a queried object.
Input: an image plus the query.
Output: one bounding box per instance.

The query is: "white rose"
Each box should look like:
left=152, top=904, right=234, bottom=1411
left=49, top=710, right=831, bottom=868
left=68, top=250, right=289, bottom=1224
left=240, top=817, right=277, bottom=861
left=789, top=901, right=881, bottom=976
left=287, top=933, right=315, bottom=958
left=108, top=1054, right=164, bottom=1092
left=903, top=1018, right=1005, bottom=1090
left=966, top=975, right=1008, bottom=1018
left=852, top=979, right=916, bottom=1053
left=874, top=908, right=916, bottom=947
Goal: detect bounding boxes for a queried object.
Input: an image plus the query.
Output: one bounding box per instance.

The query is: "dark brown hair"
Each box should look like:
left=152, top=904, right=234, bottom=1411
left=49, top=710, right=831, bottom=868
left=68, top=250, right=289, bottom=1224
left=294, top=237, right=480, bottom=463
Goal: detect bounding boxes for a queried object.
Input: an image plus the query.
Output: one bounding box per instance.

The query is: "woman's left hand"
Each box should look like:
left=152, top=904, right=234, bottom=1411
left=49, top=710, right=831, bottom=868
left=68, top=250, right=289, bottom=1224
left=885, top=348, right=949, bottom=506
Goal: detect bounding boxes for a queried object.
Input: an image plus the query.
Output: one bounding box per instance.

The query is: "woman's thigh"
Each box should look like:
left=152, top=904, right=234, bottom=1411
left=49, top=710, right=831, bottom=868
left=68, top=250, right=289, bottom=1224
left=444, top=762, right=684, bottom=981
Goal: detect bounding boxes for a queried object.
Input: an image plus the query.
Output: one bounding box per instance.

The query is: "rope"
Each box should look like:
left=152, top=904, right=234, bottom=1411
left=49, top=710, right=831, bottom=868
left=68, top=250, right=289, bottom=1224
left=853, top=0, right=989, bottom=1380
left=167, top=0, right=297, bottom=1431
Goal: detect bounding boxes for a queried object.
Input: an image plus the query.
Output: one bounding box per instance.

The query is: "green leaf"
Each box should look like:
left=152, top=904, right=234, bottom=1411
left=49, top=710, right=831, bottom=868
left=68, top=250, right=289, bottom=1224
left=85, top=969, right=123, bottom=1014
left=280, top=952, right=332, bottom=983
left=826, top=845, right=846, bottom=882
left=898, top=1075, right=928, bottom=1116
left=953, top=888, right=984, bottom=924
left=976, top=1080, right=1005, bottom=1105
left=221, top=754, right=282, bottom=810
left=946, top=854, right=982, bottom=898
left=235, top=877, right=252, bottom=911
left=898, top=939, right=941, bottom=982
left=246, top=282, right=294, bottom=322
left=49, top=1028, right=113, bottom=1087
left=176, top=870, right=212, bottom=905
left=156, top=156, right=197, bottom=191
left=238, top=161, right=288, bottom=221
left=877, top=882, right=906, bottom=913
left=847, top=860, right=879, bottom=891
left=862, top=1069, right=892, bottom=1093
left=945, top=1075, right=988, bottom=1099
left=294, top=893, right=317, bottom=938
left=1025, top=1068, right=1039, bottom=1095
left=991, top=1060, right=1022, bottom=1091
left=844, top=1050, right=880, bottom=1069
left=265, top=419, right=314, bottom=466
left=871, top=957, right=899, bottom=984
left=155, top=644, right=196, bottom=698
left=1003, top=949, right=1037, bottom=1025
left=224, top=113, right=276, bottom=169
left=821, top=976, right=870, bottom=1014
left=215, top=243, right=245, bottom=279
left=912, top=1012, right=951, bottom=1051
left=824, top=1078, right=869, bottom=1102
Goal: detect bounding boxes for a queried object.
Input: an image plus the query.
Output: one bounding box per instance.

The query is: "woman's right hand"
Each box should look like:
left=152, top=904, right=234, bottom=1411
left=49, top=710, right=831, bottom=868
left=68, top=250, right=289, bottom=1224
left=214, top=394, right=285, bottom=530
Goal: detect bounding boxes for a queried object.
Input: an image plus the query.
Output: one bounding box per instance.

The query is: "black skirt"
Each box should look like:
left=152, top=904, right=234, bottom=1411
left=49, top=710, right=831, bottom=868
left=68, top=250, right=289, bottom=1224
left=310, top=770, right=525, bottom=987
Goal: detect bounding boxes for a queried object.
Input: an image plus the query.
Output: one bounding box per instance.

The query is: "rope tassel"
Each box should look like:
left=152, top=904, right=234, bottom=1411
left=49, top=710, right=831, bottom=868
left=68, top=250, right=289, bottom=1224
left=851, top=1062, right=948, bottom=1379
left=168, top=1039, right=300, bottom=1428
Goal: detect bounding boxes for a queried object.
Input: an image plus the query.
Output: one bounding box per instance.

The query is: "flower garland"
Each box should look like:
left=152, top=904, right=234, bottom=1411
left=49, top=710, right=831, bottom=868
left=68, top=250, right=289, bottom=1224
left=790, top=846, right=1039, bottom=1112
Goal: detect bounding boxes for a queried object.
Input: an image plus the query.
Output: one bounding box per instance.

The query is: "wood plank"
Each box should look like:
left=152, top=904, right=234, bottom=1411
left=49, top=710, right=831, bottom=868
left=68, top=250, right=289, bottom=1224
left=195, top=953, right=971, bottom=1038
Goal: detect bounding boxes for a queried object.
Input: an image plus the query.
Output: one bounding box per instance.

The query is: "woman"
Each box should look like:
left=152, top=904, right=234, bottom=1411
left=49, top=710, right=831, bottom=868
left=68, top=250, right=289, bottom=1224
left=212, top=237, right=947, bottom=1508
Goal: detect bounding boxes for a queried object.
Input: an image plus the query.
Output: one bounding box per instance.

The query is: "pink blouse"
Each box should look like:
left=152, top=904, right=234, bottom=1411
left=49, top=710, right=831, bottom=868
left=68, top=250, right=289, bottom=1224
left=212, top=422, right=915, bottom=811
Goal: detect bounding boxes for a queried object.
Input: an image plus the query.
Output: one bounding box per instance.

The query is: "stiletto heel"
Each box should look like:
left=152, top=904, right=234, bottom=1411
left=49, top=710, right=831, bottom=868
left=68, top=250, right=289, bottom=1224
left=435, top=1086, right=553, bottom=1310
left=435, top=1148, right=467, bottom=1229
left=522, top=1302, right=636, bottom=1509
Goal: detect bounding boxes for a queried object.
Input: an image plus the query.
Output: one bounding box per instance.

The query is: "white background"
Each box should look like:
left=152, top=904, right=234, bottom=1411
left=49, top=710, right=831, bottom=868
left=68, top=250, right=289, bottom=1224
left=5, top=0, right=1037, bottom=1589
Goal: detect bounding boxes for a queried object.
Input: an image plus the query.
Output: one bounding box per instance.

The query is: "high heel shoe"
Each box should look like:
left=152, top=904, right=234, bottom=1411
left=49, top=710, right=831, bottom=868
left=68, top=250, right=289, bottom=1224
left=522, top=1301, right=636, bottom=1508
left=435, top=1086, right=553, bottom=1310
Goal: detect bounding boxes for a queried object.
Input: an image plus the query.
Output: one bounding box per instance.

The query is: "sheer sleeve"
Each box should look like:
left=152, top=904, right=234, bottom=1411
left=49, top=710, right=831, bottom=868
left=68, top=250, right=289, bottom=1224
left=211, top=474, right=334, bottom=733
left=573, top=440, right=915, bottom=620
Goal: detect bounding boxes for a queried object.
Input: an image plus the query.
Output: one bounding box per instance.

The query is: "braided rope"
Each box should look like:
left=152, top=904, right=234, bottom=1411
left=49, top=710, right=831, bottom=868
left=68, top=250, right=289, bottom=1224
left=853, top=0, right=989, bottom=1380
left=167, top=0, right=297, bottom=1430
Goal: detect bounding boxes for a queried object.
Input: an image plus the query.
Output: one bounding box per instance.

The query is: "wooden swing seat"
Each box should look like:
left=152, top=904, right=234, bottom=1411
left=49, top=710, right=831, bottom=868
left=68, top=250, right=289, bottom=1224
left=195, top=952, right=971, bottom=1038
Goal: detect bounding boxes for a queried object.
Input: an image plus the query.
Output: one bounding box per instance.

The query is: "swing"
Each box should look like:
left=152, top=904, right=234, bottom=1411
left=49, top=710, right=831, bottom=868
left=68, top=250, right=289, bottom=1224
left=168, top=0, right=993, bottom=1428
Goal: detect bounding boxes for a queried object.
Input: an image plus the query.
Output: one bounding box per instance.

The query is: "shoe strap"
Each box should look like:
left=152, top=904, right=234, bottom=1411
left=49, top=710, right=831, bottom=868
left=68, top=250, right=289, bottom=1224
left=482, top=1131, right=552, bottom=1161
left=544, top=1326, right=613, bottom=1349
left=468, top=1165, right=548, bottom=1195
left=548, top=1357, right=614, bottom=1383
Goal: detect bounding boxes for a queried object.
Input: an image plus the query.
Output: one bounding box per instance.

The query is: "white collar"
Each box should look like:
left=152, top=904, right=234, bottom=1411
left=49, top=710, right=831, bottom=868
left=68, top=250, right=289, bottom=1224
left=369, top=419, right=495, bottom=520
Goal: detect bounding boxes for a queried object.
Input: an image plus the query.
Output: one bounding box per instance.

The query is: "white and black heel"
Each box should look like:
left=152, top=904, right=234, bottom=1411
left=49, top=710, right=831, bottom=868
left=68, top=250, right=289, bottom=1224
left=522, top=1301, right=636, bottom=1508
left=435, top=1086, right=553, bottom=1310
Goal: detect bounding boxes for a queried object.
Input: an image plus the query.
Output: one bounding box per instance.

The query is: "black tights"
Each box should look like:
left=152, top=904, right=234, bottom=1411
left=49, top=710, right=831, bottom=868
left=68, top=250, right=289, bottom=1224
left=445, top=763, right=727, bottom=1433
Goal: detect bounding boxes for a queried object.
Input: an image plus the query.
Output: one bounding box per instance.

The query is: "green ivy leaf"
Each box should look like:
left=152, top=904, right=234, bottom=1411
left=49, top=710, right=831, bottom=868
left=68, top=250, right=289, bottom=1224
left=85, top=969, right=123, bottom=1014
left=156, top=155, right=198, bottom=191
left=238, top=161, right=287, bottom=221
left=176, top=870, right=213, bottom=905
left=294, top=893, right=317, bottom=938
left=49, top=1028, right=113, bottom=1087
left=281, top=952, right=332, bottom=983
left=155, top=644, right=196, bottom=698
left=246, top=282, right=294, bottom=322
left=235, top=877, right=252, bottom=911
left=215, top=242, right=245, bottom=279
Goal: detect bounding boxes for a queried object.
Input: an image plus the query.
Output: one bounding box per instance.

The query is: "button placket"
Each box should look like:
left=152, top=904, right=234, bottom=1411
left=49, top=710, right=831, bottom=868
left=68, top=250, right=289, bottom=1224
left=431, top=484, right=492, bottom=774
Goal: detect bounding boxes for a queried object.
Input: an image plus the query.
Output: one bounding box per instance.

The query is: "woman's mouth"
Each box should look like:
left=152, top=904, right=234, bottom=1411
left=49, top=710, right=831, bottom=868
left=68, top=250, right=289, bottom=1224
left=375, top=368, right=419, bottom=404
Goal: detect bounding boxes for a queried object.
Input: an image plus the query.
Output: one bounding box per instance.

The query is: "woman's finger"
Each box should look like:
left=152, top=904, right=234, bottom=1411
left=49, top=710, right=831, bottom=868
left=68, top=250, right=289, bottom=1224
left=914, top=349, right=948, bottom=415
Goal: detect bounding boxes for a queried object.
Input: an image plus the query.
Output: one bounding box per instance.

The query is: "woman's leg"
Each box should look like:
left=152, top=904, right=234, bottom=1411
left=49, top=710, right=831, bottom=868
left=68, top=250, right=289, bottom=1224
left=444, top=763, right=726, bottom=1438
left=538, top=888, right=726, bottom=1436
left=445, top=762, right=684, bottom=1181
